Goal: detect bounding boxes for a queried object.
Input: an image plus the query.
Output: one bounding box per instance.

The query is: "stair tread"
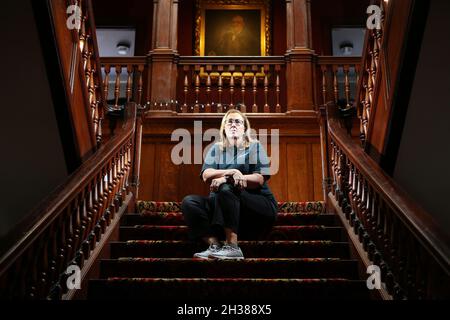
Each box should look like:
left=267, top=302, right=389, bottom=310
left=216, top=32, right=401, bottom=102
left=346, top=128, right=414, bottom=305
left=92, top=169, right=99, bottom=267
left=110, top=240, right=350, bottom=258
left=123, top=212, right=338, bottom=226
left=99, top=258, right=359, bottom=280
left=88, top=278, right=370, bottom=300
left=86, top=198, right=368, bottom=300
left=119, top=225, right=344, bottom=241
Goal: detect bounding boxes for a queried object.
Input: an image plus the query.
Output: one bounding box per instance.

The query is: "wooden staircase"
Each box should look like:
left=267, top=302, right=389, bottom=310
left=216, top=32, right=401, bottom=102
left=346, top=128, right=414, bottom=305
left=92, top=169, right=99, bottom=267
left=88, top=201, right=372, bottom=301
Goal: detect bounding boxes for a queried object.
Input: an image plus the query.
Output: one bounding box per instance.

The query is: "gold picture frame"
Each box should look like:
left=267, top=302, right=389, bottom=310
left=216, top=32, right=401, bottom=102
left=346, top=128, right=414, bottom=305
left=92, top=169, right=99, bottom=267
left=195, top=0, right=271, bottom=57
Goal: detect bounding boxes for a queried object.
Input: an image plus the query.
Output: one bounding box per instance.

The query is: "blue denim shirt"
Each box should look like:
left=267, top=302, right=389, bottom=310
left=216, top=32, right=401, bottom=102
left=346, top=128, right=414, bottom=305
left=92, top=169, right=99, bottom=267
left=200, top=141, right=277, bottom=209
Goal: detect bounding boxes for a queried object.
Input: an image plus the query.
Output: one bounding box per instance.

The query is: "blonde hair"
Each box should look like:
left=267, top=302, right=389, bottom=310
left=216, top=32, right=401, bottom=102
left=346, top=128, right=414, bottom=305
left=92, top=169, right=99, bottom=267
left=218, top=109, right=254, bottom=151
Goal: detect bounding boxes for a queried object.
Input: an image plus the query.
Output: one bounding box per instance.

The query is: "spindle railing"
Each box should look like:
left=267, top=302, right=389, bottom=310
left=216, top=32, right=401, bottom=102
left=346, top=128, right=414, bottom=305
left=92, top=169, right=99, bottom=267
left=0, top=104, right=137, bottom=300
left=317, top=56, right=361, bottom=109
left=355, top=0, right=387, bottom=146
left=77, top=0, right=106, bottom=145
left=99, top=57, right=147, bottom=109
left=177, top=56, right=286, bottom=113
left=326, top=103, right=450, bottom=299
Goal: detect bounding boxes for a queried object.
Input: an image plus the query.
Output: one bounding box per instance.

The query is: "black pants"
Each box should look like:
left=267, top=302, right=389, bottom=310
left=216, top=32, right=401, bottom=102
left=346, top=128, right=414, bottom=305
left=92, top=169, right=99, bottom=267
left=181, top=183, right=277, bottom=241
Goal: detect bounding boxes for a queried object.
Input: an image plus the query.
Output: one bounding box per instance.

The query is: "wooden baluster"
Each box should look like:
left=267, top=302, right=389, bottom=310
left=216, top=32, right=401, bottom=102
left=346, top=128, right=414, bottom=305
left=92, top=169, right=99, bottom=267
left=47, top=222, right=59, bottom=293
left=252, top=74, right=258, bottom=113
left=329, top=142, right=336, bottom=196
left=217, top=72, right=223, bottom=113
left=107, top=161, right=116, bottom=221
left=113, top=154, right=121, bottom=210
left=367, top=69, right=374, bottom=116
left=362, top=184, right=373, bottom=250
left=137, top=64, right=144, bottom=107
left=119, top=148, right=126, bottom=200
left=75, top=197, right=86, bottom=268
left=89, top=71, right=98, bottom=139
left=78, top=14, right=86, bottom=53
left=372, top=31, right=380, bottom=71
left=71, top=197, right=82, bottom=266
left=344, top=65, right=351, bottom=108
left=103, top=65, right=110, bottom=105
left=64, top=206, right=74, bottom=268
left=27, top=245, right=38, bottom=298
left=359, top=179, right=369, bottom=245
left=229, top=73, right=235, bottom=109
left=107, top=160, right=115, bottom=220
left=263, top=68, right=269, bottom=113
left=332, top=65, right=339, bottom=104
left=275, top=65, right=281, bottom=113
left=370, top=47, right=377, bottom=93
left=102, top=167, right=112, bottom=226
left=93, top=176, right=102, bottom=241
left=98, top=171, right=107, bottom=233
left=183, top=66, right=189, bottom=113
left=114, top=65, right=122, bottom=110
left=194, top=71, right=200, bottom=112
left=79, top=5, right=87, bottom=57
left=87, top=182, right=96, bottom=249
left=321, top=65, right=327, bottom=105
left=126, top=65, right=132, bottom=102
left=38, top=234, right=50, bottom=298
left=240, top=73, right=246, bottom=113
left=81, top=189, right=91, bottom=260
left=205, top=68, right=212, bottom=113
left=84, top=46, right=91, bottom=86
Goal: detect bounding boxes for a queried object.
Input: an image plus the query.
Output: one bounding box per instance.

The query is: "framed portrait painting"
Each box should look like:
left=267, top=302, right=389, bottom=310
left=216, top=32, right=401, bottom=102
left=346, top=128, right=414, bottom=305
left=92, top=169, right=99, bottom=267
left=195, top=0, right=271, bottom=56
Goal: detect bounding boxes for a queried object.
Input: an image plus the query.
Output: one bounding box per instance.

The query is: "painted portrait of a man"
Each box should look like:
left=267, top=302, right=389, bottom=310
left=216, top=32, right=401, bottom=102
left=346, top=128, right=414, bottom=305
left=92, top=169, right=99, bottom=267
left=204, top=10, right=261, bottom=56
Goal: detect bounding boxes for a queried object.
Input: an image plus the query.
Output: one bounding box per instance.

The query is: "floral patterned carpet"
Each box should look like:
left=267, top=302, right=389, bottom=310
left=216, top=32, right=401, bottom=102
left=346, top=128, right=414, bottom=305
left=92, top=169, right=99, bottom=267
left=88, top=201, right=371, bottom=300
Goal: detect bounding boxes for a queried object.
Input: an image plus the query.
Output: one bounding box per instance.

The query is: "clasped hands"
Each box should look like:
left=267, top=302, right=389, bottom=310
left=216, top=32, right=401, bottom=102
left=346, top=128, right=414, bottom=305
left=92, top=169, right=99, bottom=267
left=210, top=169, right=247, bottom=192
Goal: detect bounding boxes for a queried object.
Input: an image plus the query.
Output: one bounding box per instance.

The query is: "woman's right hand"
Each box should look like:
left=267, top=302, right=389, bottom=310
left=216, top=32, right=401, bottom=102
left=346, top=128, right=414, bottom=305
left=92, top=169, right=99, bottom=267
left=210, top=177, right=227, bottom=192
left=230, top=170, right=247, bottom=190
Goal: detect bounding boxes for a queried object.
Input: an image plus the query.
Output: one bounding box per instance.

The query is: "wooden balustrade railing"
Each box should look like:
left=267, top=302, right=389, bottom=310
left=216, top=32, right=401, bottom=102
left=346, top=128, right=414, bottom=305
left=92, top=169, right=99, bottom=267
left=177, top=56, right=286, bottom=113
left=77, top=0, right=106, bottom=146
left=0, top=104, right=137, bottom=300
left=355, top=0, right=386, bottom=146
left=325, top=103, right=450, bottom=299
left=98, top=55, right=364, bottom=115
left=100, top=57, right=147, bottom=109
left=317, top=56, right=362, bottom=109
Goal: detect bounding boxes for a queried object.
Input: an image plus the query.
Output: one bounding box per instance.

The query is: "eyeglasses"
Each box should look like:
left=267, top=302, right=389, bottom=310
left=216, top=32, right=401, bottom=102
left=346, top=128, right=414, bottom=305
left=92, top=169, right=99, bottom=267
left=226, top=118, right=244, bottom=126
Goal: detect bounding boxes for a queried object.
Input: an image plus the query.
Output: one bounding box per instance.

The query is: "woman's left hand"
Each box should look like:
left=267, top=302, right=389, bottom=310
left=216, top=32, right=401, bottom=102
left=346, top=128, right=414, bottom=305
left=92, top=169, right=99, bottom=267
left=210, top=177, right=227, bottom=192
left=232, top=172, right=247, bottom=190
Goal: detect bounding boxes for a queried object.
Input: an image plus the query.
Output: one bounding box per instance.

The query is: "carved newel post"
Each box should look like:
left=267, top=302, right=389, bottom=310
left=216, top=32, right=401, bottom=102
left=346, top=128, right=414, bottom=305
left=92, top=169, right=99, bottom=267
left=148, top=0, right=179, bottom=114
left=285, top=0, right=316, bottom=114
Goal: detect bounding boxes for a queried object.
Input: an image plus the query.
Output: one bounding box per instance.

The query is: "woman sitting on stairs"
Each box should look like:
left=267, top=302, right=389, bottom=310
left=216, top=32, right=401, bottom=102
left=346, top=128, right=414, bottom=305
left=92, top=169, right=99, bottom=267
left=181, top=109, right=278, bottom=260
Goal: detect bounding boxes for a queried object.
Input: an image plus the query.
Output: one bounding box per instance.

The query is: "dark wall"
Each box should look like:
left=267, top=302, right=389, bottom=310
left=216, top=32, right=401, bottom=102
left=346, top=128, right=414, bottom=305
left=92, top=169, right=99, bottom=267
left=311, top=0, right=369, bottom=55
left=0, top=1, right=68, bottom=237
left=393, top=0, right=450, bottom=231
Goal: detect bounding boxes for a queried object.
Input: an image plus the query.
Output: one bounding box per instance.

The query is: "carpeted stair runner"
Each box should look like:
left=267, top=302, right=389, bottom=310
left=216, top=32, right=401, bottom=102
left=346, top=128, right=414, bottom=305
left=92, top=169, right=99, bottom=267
left=88, top=201, right=370, bottom=301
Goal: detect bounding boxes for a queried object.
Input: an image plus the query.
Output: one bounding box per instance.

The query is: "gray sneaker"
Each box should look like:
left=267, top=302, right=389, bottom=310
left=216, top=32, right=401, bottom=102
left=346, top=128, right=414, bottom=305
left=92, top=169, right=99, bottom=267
left=209, top=244, right=244, bottom=260
left=193, top=244, right=221, bottom=259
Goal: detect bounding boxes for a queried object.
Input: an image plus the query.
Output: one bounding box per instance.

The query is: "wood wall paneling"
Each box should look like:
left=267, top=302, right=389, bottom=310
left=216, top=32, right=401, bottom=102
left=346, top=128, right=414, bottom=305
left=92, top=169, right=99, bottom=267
left=138, top=116, right=323, bottom=202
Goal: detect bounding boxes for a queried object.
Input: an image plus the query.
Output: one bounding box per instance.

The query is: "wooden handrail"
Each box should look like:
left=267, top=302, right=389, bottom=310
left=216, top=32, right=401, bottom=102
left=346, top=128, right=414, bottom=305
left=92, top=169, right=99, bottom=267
left=326, top=102, right=450, bottom=299
left=178, top=56, right=286, bottom=65
left=0, top=103, right=137, bottom=299
left=100, top=57, right=147, bottom=65
left=316, top=56, right=362, bottom=66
